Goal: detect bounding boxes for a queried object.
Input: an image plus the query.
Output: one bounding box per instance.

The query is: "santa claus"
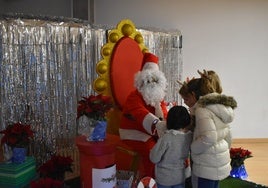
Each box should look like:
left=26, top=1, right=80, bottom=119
left=119, top=52, right=168, bottom=178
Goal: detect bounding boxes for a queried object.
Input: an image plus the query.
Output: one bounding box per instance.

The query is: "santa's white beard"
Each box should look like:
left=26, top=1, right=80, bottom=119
left=135, top=69, right=167, bottom=107
left=140, top=84, right=166, bottom=107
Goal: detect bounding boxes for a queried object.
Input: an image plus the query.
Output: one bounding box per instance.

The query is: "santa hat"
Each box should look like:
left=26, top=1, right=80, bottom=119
left=141, top=53, right=159, bottom=71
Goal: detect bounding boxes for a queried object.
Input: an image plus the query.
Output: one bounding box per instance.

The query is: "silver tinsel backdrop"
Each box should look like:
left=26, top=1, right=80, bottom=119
left=0, top=14, right=182, bottom=165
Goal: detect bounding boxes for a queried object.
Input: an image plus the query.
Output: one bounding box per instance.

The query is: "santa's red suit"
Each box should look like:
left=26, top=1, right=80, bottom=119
left=119, top=52, right=168, bottom=178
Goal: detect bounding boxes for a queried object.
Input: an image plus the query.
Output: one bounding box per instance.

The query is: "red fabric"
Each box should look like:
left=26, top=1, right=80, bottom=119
left=120, top=90, right=167, bottom=133
left=75, top=135, right=118, bottom=187
left=119, top=90, right=168, bottom=178
left=75, top=135, right=118, bottom=156
left=110, top=37, right=143, bottom=110
left=121, top=138, right=156, bottom=178
left=142, top=53, right=159, bottom=69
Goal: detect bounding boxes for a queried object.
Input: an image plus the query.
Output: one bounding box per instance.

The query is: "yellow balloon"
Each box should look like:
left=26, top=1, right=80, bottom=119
left=97, top=63, right=108, bottom=74
left=102, top=47, right=111, bottom=56
left=135, top=34, right=143, bottom=44
left=142, top=48, right=149, bottom=53
left=109, top=32, right=119, bottom=43
left=94, top=79, right=107, bottom=91
left=122, top=24, right=133, bottom=36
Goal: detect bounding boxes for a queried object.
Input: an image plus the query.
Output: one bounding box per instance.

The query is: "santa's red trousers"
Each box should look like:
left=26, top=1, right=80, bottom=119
left=120, top=137, right=156, bottom=178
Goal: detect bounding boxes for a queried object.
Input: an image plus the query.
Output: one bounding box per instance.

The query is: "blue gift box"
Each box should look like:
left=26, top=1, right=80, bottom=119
left=0, top=156, right=37, bottom=188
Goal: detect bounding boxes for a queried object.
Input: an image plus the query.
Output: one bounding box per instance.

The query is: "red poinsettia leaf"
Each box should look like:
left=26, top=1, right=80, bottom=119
left=11, top=124, right=22, bottom=134
left=1, top=135, right=7, bottom=145
left=230, top=147, right=253, bottom=167
left=30, top=180, right=39, bottom=188
left=30, top=177, right=63, bottom=188
left=101, top=95, right=112, bottom=104
left=85, top=105, right=93, bottom=112
left=38, top=159, right=55, bottom=175
left=88, top=95, right=98, bottom=103
left=0, top=122, right=34, bottom=148
left=8, top=136, right=18, bottom=145
left=51, top=179, right=64, bottom=187
left=77, top=94, right=113, bottom=120
left=0, top=129, right=8, bottom=134
left=24, top=125, right=34, bottom=138
left=246, top=150, right=252, bottom=156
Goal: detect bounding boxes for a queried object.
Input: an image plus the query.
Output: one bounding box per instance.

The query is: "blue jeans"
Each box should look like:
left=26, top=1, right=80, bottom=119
left=198, top=177, right=219, bottom=188
left=157, top=183, right=185, bottom=188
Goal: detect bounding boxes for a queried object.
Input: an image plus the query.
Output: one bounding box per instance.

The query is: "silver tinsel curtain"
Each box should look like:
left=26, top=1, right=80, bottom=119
left=0, top=14, right=182, bottom=165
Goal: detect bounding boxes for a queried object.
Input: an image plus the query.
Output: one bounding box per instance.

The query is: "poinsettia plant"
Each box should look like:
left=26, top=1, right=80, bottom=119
left=230, top=147, right=253, bottom=168
left=38, top=154, right=73, bottom=180
left=77, top=94, right=113, bottom=121
left=30, top=177, right=64, bottom=188
left=0, top=122, right=34, bottom=148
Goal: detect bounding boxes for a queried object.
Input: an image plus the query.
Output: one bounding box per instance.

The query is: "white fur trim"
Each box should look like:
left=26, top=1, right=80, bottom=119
left=119, top=129, right=151, bottom=142
left=143, top=113, right=158, bottom=135
left=142, top=62, right=159, bottom=71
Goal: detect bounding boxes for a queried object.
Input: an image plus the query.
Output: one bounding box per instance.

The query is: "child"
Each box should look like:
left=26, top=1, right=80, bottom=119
left=179, top=78, right=201, bottom=126
left=150, top=105, right=193, bottom=188
left=179, top=78, right=201, bottom=188
left=190, top=70, right=237, bottom=188
left=179, top=70, right=222, bottom=112
left=179, top=78, right=199, bottom=115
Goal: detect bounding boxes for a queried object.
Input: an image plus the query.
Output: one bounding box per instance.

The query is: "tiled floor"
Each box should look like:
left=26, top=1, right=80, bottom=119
left=232, top=138, right=268, bottom=186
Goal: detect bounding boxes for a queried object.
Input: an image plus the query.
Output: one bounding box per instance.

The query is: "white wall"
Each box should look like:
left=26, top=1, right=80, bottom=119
left=94, top=0, right=268, bottom=138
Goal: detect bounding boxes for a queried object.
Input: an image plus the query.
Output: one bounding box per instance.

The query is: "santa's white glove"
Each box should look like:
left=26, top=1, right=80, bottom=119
left=155, top=120, right=167, bottom=138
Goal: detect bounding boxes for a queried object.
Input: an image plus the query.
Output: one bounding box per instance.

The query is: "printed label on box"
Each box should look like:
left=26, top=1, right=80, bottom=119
left=92, top=164, right=116, bottom=188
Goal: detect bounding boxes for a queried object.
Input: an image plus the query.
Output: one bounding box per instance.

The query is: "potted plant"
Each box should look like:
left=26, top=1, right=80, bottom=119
left=77, top=94, right=113, bottom=141
left=38, top=154, right=73, bottom=181
left=30, top=177, right=64, bottom=188
left=30, top=154, right=73, bottom=188
left=0, top=122, right=34, bottom=163
left=230, top=147, right=253, bottom=179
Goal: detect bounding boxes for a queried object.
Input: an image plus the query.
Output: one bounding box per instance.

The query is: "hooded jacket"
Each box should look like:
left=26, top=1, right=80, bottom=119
left=191, top=92, right=237, bottom=180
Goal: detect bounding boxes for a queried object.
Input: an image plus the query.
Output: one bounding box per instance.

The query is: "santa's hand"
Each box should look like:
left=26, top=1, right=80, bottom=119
left=155, top=120, right=167, bottom=137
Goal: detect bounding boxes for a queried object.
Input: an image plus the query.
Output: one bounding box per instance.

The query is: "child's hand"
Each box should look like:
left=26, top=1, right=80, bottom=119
left=155, top=121, right=167, bottom=137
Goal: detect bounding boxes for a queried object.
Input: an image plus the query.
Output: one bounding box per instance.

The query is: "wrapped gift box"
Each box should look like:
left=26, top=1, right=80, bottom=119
left=0, top=157, right=37, bottom=188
